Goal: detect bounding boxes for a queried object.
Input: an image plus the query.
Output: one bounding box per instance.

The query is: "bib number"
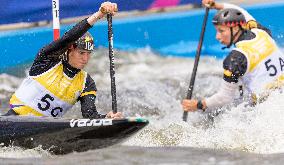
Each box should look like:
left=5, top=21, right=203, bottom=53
left=37, top=94, right=63, bottom=117
left=264, top=57, right=284, bottom=77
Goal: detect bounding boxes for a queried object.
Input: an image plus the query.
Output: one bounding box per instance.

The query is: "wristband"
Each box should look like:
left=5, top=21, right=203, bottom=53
left=197, top=100, right=204, bottom=111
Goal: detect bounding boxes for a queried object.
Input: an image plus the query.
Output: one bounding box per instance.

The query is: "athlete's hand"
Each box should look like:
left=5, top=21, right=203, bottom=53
left=98, top=2, right=118, bottom=18
left=182, top=99, right=206, bottom=112
left=202, top=0, right=215, bottom=8
left=182, top=99, right=198, bottom=112
left=87, top=2, right=118, bottom=26
left=202, top=0, right=224, bottom=10
left=106, top=111, right=123, bottom=119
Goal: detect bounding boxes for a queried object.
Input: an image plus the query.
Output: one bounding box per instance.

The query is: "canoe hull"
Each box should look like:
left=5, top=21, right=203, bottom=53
left=0, top=116, right=148, bottom=154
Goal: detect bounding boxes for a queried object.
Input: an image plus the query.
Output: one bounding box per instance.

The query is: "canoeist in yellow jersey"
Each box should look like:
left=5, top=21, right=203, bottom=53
left=4, top=2, right=122, bottom=119
left=182, top=0, right=284, bottom=112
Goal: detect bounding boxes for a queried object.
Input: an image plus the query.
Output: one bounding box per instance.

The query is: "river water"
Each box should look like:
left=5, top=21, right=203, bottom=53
left=0, top=47, right=284, bottom=164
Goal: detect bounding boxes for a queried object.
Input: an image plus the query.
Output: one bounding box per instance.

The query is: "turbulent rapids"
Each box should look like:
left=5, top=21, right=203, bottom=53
left=0, top=48, right=284, bottom=157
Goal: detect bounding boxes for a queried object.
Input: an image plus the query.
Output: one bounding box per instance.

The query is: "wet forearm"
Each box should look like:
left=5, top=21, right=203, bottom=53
left=213, top=2, right=224, bottom=10
left=38, top=19, right=92, bottom=58
left=87, top=12, right=104, bottom=25
left=205, top=80, right=238, bottom=110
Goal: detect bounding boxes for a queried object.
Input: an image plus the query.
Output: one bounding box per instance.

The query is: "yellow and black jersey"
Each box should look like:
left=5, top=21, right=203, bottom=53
left=223, top=28, right=284, bottom=96
left=9, top=19, right=105, bottom=118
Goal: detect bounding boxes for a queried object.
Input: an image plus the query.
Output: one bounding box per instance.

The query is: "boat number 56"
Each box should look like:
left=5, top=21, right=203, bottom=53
left=37, top=94, right=63, bottom=117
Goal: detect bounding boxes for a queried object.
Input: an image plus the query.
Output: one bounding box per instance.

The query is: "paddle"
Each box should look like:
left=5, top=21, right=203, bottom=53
left=107, top=14, right=117, bottom=114
left=182, top=7, right=210, bottom=122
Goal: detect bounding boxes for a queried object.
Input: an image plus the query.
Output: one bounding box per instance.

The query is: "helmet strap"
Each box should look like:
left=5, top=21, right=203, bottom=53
left=222, top=26, right=243, bottom=50
left=59, top=49, right=69, bottom=62
left=63, top=49, right=70, bottom=62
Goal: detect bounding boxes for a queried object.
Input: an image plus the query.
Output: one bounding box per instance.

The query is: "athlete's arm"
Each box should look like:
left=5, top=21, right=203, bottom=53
left=205, top=80, right=238, bottom=109
left=35, top=2, right=118, bottom=61
left=35, top=19, right=92, bottom=62
left=30, top=2, right=117, bottom=76
left=79, top=74, right=106, bottom=119
left=29, top=19, right=92, bottom=76
left=204, top=50, right=248, bottom=109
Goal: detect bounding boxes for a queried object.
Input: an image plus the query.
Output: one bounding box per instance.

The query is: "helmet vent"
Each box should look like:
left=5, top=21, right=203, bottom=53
left=212, top=8, right=246, bottom=27
left=224, top=11, right=229, bottom=17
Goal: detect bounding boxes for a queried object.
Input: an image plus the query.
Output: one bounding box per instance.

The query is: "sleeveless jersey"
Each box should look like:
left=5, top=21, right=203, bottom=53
left=10, top=62, right=87, bottom=117
left=234, top=29, right=284, bottom=96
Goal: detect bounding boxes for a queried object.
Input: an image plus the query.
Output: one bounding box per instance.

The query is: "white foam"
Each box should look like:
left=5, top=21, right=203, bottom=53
left=0, top=145, right=52, bottom=158
left=2, top=47, right=284, bottom=155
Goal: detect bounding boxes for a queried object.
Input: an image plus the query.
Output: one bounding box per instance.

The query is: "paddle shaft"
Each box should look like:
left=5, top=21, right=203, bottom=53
left=182, top=8, right=209, bottom=121
left=107, top=14, right=117, bottom=113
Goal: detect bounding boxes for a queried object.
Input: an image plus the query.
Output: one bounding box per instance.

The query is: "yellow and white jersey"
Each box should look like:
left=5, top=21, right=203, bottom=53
left=234, top=29, right=284, bottom=96
left=10, top=62, right=87, bottom=117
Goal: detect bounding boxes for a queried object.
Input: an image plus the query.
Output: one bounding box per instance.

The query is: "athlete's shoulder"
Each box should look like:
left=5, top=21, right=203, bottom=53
left=223, top=50, right=248, bottom=83
left=84, top=74, right=97, bottom=92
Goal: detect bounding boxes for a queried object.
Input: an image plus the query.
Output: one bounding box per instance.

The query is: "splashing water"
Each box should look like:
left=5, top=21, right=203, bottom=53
left=0, top=47, right=284, bottom=156
left=0, top=145, right=52, bottom=158
left=125, top=89, right=284, bottom=154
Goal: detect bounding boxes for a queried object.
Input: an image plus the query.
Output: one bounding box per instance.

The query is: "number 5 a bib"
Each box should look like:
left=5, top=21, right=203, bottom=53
left=12, top=62, right=87, bottom=117
left=235, top=29, right=284, bottom=95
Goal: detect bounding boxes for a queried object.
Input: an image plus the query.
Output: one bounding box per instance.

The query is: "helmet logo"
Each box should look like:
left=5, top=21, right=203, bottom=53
left=85, top=42, right=94, bottom=51
left=84, top=36, right=94, bottom=51
left=85, top=36, right=92, bottom=42
left=75, top=32, right=94, bottom=51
